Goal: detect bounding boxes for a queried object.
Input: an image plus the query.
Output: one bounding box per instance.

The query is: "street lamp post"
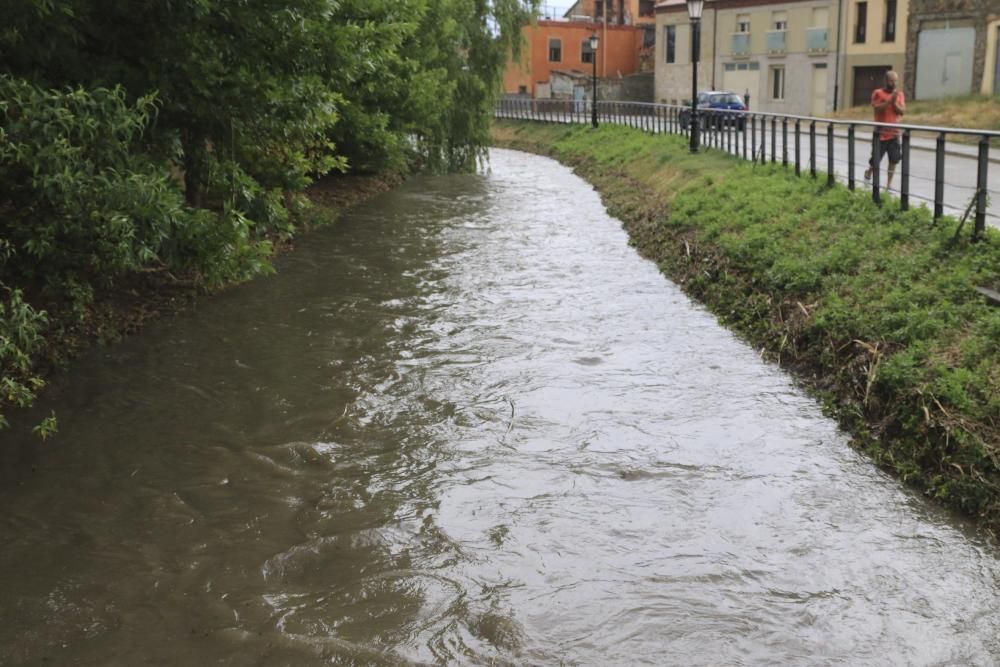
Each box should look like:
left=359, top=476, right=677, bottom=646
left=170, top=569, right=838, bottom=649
left=687, top=0, right=704, bottom=153
left=590, top=33, right=599, bottom=128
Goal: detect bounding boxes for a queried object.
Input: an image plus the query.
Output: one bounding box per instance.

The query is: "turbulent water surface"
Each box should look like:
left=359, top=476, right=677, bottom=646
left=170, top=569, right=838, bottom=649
left=2, top=148, right=999, bottom=666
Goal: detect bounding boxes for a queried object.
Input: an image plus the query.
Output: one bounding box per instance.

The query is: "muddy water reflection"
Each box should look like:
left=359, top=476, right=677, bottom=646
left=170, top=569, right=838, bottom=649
left=2, top=148, right=1000, bottom=665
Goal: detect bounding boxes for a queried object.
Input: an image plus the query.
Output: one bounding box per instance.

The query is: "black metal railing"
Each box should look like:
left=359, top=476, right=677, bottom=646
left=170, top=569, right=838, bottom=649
left=495, top=97, right=1000, bottom=240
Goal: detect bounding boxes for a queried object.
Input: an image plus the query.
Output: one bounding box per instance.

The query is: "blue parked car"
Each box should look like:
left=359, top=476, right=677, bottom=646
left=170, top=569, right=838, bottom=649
left=680, top=90, right=747, bottom=131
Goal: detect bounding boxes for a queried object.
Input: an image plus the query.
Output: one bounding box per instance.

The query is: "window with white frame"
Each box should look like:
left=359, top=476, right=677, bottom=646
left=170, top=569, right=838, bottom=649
left=581, top=39, right=594, bottom=63
left=772, top=10, right=788, bottom=30
left=770, top=66, right=785, bottom=99
left=736, top=13, right=751, bottom=32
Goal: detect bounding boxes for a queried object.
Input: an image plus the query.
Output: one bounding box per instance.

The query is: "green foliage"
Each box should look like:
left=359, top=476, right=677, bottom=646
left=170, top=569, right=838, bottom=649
left=323, top=0, right=536, bottom=172
left=0, top=76, right=272, bottom=296
left=0, top=284, right=47, bottom=431
left=0, top=1, right=538, bottom=435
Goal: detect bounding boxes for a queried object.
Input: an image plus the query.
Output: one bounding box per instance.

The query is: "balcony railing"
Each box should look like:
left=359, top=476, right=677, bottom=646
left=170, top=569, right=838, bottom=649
left=731, top=33, right=751, bottom=56
left=806, top=27, right=829, bottom=53
left=767, top=30, right=787, bottom=54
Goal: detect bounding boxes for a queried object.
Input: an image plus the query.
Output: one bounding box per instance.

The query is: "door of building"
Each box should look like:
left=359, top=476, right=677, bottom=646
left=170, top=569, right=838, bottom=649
left=852, top=65, right=890, bottom=107
left=811, top=63, right=828, bottom=115
left=915, top=24, right=975, bottom=99
left=995, top=26, right=1000, bottom=94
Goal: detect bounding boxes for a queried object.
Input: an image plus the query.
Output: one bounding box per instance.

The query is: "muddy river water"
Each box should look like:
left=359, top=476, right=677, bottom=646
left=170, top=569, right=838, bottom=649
left=1, top=148, right=999, bottom=665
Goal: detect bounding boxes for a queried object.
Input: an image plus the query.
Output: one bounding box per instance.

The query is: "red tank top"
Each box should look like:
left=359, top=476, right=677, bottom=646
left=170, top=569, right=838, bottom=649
left=871, top=88, right=905, bottom=140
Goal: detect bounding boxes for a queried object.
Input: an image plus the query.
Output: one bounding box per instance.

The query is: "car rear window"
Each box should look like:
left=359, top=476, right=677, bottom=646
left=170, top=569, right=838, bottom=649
left=709, top=94, right=743, bottom=105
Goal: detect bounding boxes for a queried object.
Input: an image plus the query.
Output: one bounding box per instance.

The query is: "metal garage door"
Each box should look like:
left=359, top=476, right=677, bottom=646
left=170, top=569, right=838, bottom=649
left=853, top=65, right=890, bottom=107
left=916, top=24, right=975, bottom=99
left=722, top=62, right=760, bottom=109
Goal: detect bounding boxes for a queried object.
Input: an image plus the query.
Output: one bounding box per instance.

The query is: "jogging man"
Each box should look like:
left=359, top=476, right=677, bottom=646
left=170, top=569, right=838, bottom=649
left=864, top=70, right=905, bottom=190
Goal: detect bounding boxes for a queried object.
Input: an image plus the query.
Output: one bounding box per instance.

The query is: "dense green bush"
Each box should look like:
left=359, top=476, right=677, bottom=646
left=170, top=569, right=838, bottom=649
left=0, top=76, right=286, bottom=430
left=0, top=76, right=273, bottom=297
left=0, top=283, right=46, bottom=431
left=0, top=0, right=538, bottom=435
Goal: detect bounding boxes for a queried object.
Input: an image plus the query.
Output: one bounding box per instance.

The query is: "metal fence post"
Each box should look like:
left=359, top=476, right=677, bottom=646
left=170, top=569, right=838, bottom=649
left=872, top=129, right=882, bottom=204
left=761, top=116, right=767, bottom=164
left=770, top=117, right=777, bottom=163
left=782, top=118, right=788, bottom=167
left=809, top=121, right=816, bottom=178
left=975, top=135, right=989, bottom=240
left=934, top=132, right=945, bottom=220
left=751, top=115, right=756, bottom=161
left=900, top=129, right=910, bottom=210
left=848, top=124, right=855, bottom=190
left=742, top=117, right=748, bottom=160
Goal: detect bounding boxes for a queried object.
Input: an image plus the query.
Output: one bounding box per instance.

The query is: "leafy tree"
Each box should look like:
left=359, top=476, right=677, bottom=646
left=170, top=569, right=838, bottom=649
left=0, top=0, right=539, bottom=434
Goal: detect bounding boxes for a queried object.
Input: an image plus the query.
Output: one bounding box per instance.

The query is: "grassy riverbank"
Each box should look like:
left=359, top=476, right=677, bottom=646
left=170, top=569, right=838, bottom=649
left=493, top=120, right=1000, bottom=534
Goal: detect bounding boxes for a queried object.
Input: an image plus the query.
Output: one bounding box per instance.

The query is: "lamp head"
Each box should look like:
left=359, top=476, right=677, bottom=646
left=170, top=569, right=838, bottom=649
left=589, top=33, right=599, bottom=50
left=687, top=0, right=705, bottom=20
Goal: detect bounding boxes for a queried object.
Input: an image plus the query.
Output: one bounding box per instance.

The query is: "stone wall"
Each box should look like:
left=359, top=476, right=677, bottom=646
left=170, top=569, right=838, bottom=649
left=621, top=72, right=655, bottom=101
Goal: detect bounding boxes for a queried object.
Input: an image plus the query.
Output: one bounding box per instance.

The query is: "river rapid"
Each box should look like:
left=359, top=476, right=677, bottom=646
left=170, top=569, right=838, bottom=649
left=1, top=148, right=999, bottom=666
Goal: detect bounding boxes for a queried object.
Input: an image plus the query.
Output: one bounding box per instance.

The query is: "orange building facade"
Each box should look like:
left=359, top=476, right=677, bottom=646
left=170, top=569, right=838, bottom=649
left=503, top=20, right=647, bottom=97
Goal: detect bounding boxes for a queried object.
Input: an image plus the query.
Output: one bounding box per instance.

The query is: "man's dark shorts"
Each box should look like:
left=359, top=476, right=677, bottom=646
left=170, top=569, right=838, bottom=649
left=870, top=136, right=901, bottom=166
